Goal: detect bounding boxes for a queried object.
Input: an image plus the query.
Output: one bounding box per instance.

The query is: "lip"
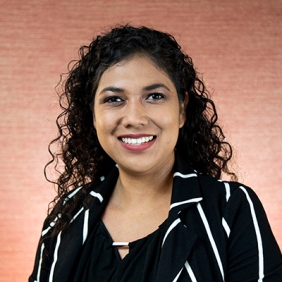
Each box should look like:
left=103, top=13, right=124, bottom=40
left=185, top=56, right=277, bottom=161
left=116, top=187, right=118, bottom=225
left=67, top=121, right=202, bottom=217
left=118, top=134, right=156, bottom=152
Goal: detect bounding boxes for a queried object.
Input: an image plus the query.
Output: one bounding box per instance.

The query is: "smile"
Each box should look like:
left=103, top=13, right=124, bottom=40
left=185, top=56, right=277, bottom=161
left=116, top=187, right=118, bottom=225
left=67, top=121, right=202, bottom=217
left=120, top=136, right=155, bottom=145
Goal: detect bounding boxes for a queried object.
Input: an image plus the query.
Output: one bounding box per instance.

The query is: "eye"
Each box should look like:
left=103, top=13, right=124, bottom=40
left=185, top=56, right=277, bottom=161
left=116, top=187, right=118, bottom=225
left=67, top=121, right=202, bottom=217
left=146, top=93, right=165, bottom=100
left=103, top=96, right=123, bottom=103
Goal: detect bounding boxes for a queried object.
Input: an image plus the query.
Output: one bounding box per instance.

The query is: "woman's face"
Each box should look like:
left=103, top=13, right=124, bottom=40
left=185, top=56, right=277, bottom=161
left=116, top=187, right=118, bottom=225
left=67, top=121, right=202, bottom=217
left=93, top=55, right=187, bottom=176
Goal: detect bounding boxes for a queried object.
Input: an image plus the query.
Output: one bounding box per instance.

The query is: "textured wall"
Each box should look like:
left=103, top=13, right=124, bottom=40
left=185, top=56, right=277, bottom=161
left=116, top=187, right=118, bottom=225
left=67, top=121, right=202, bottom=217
left=1, top=0, right=282, bottom=280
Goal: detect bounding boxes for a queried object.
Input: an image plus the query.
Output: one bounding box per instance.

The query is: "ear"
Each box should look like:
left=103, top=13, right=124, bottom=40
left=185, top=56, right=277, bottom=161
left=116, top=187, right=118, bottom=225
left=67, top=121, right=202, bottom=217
left=91, top=103, right=96, bottom=128
left=179, top=92, right=189, bottom=128
left=93, top=115, right=96, bottom=128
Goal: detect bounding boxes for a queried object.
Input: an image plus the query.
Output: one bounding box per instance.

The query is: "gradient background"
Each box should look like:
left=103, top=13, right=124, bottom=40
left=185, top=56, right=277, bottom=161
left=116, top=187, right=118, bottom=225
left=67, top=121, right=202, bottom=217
left=1, top=0, right=282, bottom=280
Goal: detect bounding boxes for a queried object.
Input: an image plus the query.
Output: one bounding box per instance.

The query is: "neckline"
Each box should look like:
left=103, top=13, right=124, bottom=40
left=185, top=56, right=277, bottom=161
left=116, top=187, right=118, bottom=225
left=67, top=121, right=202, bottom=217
left=99, top=218, right=167, bottom=246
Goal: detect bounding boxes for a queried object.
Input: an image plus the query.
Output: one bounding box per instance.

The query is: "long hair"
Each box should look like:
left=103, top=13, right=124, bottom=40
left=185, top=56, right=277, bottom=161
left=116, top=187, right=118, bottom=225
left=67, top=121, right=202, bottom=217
left=45, top=24, right=236, bottom=234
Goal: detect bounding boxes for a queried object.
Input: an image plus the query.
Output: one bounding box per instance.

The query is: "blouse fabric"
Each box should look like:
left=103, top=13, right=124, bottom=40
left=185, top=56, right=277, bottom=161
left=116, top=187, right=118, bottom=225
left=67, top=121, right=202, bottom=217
left=29, top=154, right=282, bottom=282
left=74, top=220, right=167, bottom=282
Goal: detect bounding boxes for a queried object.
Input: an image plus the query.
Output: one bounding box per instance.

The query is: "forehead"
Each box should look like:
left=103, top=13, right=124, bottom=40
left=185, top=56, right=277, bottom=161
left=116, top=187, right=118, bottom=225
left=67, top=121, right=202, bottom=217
left=96, top=55, right=176, bottom=92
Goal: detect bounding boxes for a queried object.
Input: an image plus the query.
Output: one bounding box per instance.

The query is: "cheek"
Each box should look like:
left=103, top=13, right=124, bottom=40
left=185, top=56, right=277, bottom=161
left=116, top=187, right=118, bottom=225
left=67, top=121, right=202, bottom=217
left=161, top=117, right=181, bottom=144
left=160, top=105, right=183, bottom=127
left=94, top=111, right=116, bottom=137
left=93, top=105, right=104, bottom=131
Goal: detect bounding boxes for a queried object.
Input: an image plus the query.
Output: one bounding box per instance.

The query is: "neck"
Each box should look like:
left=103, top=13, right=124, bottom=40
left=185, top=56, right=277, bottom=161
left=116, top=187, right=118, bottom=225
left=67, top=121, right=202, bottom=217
left=111, top=161, right=174, bottom=210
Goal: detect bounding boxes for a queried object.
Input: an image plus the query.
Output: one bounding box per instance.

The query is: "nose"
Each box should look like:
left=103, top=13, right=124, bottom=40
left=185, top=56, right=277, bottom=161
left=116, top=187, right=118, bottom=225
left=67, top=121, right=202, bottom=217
left=121, top=100, right=149, bottom=128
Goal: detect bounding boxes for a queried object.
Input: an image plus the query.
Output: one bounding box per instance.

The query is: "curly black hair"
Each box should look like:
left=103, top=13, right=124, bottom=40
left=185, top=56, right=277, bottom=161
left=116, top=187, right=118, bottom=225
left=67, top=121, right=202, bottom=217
left=45, top=24, right=236, bottom=234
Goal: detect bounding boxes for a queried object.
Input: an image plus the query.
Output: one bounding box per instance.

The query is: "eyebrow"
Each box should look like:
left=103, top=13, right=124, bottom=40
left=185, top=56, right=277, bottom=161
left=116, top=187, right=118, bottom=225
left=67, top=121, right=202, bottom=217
left=98, top=83, right=170, bottom=95
left=143, top=83, right=170, bottom=92
left=98, top=86, right=124, bottom=95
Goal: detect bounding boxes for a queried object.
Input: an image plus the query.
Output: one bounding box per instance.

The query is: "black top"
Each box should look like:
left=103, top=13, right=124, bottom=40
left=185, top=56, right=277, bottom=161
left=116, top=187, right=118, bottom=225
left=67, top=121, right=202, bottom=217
left=29, top=154, right=282, bottom=282
left=73, top=220, right=166, bottom=282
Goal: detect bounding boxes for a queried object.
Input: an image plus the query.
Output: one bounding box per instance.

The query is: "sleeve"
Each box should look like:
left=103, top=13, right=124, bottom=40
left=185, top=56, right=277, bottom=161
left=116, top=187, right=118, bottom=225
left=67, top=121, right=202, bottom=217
left=223, top=184, right=282, bottom=282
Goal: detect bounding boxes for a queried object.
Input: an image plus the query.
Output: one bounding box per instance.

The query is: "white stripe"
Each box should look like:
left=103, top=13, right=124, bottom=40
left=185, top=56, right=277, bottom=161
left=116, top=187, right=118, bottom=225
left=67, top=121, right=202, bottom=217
left=197, top=203, right=224, bottom=280
left=42, top=226, right=51, bottom=237
left=70, top=207, right=84, bottom=223
left=170, top=197, right=203, bottom=210
left=112, top=242, right=129, bottom=246
left=89, top=191, right=103, bottom=203
left=173, top=172, right=197, bottom=178
left=42, top=217, right=58, bottom=236
left=36, top=243, right=45, bottom=282
left=172, top=267, right=183, bottom=282
left=63, top=186, right=83, bottom=204
left=162, top=218, right=181, bottom=247
left=223, top=182, right=231, bottom=202
left=82, top=209, right=89, bottom=245
left=184, top=261, right=197, bottom=282
left=48, top=231, right=62, bottom=282
left=239, top=186, right=264, bottom=281
left=222, top=218, right=230, bottom=237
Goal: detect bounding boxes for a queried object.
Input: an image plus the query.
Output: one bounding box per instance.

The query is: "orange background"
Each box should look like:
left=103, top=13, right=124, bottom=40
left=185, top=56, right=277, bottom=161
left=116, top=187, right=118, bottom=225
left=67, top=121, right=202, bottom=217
left=1, top=0, right=282, bottom=280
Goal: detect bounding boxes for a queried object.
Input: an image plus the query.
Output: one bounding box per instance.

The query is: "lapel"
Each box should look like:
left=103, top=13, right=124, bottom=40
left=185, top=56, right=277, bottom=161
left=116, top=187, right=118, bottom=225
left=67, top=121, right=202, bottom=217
left=85, top=166, right=119, bottom=233
left=156, top=153, right=203, bottom=281
left=170, top=153, right=203, bottom=213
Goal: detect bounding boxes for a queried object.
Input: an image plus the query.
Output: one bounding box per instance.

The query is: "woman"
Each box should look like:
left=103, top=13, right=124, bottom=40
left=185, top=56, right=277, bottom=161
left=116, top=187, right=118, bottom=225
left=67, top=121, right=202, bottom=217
left=29, top=25, right=282, bottom=281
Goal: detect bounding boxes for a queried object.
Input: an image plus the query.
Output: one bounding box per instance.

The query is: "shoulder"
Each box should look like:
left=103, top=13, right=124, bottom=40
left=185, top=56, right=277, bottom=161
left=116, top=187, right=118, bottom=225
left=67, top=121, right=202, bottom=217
left=196, top=174, right=267, bottom=222
left=198, top=173, right=259, bottom=203
left=174, top=152, right=257, bottom=207
left=42, top=179, right=103, bottom=235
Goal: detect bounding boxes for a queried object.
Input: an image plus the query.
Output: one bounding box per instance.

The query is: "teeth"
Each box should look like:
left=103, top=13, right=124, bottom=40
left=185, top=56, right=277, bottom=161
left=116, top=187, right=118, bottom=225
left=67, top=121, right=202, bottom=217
left=121, top=136, right=154, bottom=145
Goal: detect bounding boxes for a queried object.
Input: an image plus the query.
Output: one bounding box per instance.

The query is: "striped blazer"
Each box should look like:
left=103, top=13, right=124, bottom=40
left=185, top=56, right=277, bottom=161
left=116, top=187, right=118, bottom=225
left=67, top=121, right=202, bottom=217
left=29, top=155, right=282, bottom=281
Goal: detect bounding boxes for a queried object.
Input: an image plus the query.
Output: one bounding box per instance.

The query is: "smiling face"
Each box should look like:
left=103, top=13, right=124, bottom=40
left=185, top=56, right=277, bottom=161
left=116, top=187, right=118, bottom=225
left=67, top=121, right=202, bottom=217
left=93, top=55, right=187, bottom=176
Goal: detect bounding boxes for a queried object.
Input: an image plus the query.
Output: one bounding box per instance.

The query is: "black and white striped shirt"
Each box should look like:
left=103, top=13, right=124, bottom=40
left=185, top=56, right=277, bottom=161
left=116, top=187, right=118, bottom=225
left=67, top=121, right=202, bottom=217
left=29, top=155, right=282, bottom=281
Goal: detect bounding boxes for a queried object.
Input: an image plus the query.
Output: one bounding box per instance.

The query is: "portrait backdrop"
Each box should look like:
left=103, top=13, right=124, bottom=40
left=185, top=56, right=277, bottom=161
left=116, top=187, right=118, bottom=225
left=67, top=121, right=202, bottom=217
left=0, top=0, right=281, bottom=280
